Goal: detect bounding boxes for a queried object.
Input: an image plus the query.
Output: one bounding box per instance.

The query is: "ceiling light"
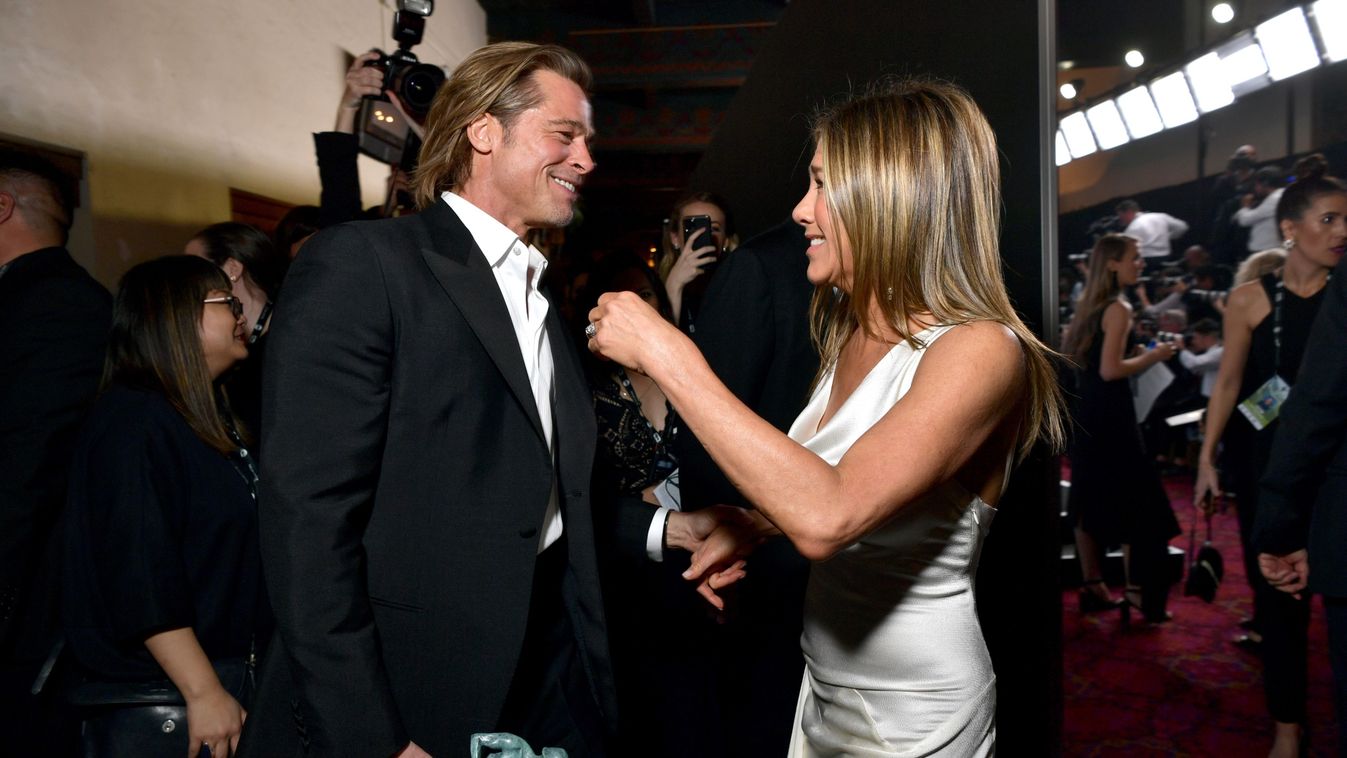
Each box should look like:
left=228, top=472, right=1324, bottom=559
left=1060, top=82, right=1078, bottom=100
left=1125, top=49, right=1146, bottom=68
left=1116, top=86, right=1163, bottom=139
left=1059, top=111, right=1097, bottom=159
left=1311, top=0, right=1347, bottom=63
left=1185, top=52, right=1235, bottom=112
left=1055, top=131, right=1072, bottom=167
left=1086, top=100, right=1130, bottom=149
left=1212, top=3, right=1235, bottom=24
left=1148, top=71, right=1199, bottom=128
left=1256, top=7, right=1321, bottom=80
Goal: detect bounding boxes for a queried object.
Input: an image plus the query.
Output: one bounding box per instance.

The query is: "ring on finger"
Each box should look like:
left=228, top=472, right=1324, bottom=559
left=584, top=322, right=597, bottom=338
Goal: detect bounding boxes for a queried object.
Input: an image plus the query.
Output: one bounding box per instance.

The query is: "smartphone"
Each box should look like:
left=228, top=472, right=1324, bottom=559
left=682, top=215, right=716, bottom=252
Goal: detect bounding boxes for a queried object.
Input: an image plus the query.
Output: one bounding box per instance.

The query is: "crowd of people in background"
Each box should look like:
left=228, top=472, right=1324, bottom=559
left=1059, top=148, right=1347, bottom=757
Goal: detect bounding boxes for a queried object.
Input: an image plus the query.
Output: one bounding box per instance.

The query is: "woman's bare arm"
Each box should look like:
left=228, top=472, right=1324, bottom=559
left=591, top=292, right=1024, bottom=560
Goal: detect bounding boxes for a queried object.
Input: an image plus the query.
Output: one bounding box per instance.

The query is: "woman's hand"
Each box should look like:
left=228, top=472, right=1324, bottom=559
left=587, top=291, right=685, bottom=375
left=663, top=228, right=719, bottom=320
left=186, top=685, right=246, bottom=758
left=1193, top=459, right=1222, bottom=513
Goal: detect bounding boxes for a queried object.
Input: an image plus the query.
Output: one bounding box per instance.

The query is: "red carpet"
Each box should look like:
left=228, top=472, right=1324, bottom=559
left=1062, top=473, right=1337, bottom=757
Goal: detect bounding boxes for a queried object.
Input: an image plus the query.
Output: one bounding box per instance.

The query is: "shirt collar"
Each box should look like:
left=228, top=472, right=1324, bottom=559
left=442, top=191, right=523, bottom=269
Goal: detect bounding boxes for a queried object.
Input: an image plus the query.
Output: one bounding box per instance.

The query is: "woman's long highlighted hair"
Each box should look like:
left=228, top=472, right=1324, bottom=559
left=808, top=77, right=1066, bottom=459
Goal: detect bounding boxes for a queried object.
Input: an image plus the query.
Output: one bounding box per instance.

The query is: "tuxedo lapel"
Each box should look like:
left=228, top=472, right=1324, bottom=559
left=546, top=300, right=597, bottom=490
left=417, top=202, right=547, bottom=444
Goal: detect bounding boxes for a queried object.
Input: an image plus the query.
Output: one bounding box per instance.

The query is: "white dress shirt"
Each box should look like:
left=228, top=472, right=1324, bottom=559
left=1234, top=188, right=1284, bottom=253
left=1124, top=212, right=1189, bottom=259
left=442, top=191, right=563, bottom=554
left=1180, top=345, right=1224, bottom=397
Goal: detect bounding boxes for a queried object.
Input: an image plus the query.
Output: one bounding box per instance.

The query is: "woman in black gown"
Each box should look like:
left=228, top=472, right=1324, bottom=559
left=1063, top=233, right=1182, bottom=622
left=1194, top=160, right=1346, bottom=756
left=63, top=256, right=267, bottom=758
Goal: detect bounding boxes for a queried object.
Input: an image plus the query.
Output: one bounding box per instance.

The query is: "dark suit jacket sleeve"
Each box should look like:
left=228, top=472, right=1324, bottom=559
left=676, top=249, right=774, bottom=509
left=1255, top=261, right=1347, bottom=555
left=594, top=490, right=667, bottom=564
left=258, top=224, right=406, bottom=754
left=0, top=274, right=108, bottom=625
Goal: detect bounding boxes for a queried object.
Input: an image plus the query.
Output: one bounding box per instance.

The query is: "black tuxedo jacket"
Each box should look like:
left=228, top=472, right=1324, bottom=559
left=0, top=247, right=109, bottom=660
left=1256, top=255, right=1347, bottom=598
left=252, top=200, right=616, bottom=756
left=676, top=220, right=819, bottom=511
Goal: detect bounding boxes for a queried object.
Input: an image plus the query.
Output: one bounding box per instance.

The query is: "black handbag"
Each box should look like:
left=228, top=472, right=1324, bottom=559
left=1183, top=507, right=1224, bottom=603
left=66, top=657, right=255, bottom=758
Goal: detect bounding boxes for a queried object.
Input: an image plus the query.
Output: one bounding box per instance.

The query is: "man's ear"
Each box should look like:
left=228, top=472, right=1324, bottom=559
left=465, top=112, right=499, bottom=155
left=0, top=191, right=15, bottom=226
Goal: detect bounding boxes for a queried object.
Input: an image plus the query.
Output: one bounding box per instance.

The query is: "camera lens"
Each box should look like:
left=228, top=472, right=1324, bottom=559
left=397, top=64, right=446, bottom=116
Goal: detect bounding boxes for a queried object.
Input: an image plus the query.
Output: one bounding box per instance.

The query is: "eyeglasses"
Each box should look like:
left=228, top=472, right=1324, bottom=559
left=203, top=295, right=244, bottom=319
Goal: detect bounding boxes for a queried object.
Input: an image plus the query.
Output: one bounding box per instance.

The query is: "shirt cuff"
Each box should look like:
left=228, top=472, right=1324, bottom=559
left=646, top=506, right=673, bottom=562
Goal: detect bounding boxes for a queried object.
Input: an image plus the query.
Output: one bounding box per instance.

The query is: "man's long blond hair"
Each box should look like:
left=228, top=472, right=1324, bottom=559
left=413, top=42, right=592, bottom=208
left=809, top=77, right=1066, bottom=460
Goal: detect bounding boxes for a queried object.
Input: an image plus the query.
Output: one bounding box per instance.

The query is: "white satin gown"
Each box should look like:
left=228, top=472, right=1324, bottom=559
left=786, top=325, right=997, bottom=757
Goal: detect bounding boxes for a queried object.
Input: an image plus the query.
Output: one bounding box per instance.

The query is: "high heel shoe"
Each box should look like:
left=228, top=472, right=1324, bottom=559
left=1078, top=578, right=1122, bottom=613
left=1120, top=586, right=1172, bottom=628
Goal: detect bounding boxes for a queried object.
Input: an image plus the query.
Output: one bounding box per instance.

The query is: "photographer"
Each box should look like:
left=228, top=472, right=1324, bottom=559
left=314, top=51, right=425, bottom=228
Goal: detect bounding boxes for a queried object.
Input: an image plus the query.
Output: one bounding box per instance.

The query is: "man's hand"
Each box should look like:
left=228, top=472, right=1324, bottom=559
left=1259, top=549, right=1309, bottom=598
left=664, top=505, right=755, bottom=553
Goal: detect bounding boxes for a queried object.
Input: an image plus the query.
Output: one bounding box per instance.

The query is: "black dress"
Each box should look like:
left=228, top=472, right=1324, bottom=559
left=1068, top=310, right=1180, bottom=547
left=61, top=385, right=269, bottom=682
left=1222, top=273, right=1323, bottom=724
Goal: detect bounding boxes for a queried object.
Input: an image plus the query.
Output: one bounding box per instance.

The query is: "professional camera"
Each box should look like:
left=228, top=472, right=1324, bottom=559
left=356, top=0, right=444, bottom=165
left=364, top=0, right=444, bottom=118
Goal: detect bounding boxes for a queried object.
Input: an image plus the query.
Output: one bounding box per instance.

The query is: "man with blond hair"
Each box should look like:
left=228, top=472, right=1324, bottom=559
left=249, top=42, right=617, bottom=757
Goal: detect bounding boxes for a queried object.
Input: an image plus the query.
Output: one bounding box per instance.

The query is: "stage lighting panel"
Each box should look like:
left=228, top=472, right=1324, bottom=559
left=1148, top=71, right=1198, bottom=128
left=1185, top=52, right=1235, bottom=113
left=1311, top=0, right=1347, bottom=63
left=1086, top=101, right=1130, bottom=150
left=1055, top=131, right=1072, bottom=167
left=1060, top=112, right=1097, bottom=159
left=1256, top=7, right=1321, bottom=80
left=1116, top=86, right=1163, bottom=139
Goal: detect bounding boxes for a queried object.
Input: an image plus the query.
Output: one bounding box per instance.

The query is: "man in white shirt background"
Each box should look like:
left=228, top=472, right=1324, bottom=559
left=1233, top=166, right=1286, bottom=257
left=1117, top=198, right=1190, bottom=269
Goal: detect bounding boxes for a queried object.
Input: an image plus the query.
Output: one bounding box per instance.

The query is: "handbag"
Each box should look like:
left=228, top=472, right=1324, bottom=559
left=66, top=656, right=255, bottom=758
left=1182, top=504, right=1224, bottom=603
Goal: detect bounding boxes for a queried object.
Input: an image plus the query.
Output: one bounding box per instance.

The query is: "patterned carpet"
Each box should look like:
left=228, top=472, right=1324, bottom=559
left=1062, top=474, right=1337, bottom=757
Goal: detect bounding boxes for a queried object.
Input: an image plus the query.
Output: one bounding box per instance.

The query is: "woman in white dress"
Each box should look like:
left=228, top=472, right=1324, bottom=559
left=587, top=78, right=1066, bottom=757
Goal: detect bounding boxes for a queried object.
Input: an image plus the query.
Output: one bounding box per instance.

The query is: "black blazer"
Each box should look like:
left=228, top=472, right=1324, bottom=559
left=676, top=220, right=819, bottom=511
left=1256, top=255, right=1347, bottom=598
left=0, top=247, right=110, bottom=659
left=252, top=200, right=616, bottom=756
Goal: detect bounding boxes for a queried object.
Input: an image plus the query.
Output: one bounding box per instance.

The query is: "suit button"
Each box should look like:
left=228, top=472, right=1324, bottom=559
left=519, top=527, right=537, bottom=538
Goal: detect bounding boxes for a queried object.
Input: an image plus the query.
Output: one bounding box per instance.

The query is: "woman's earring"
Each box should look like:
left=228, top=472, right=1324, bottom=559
left=1282, top=238, right=1295, bottom=251
left=885, top=286, right=894, bottom=302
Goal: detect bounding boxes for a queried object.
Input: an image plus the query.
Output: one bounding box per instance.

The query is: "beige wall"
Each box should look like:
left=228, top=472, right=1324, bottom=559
left=0, top=0, right=485, bottom=286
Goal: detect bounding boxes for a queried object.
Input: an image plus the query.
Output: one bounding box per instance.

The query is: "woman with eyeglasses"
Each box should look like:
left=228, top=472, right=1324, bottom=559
left=62, top=255, right=268, bottom=758
left=185, top=222, right=285, bottom=447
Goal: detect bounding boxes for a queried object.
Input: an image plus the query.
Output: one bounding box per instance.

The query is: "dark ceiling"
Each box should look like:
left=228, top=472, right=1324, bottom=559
left=470, top=0, right=1301, bottom=262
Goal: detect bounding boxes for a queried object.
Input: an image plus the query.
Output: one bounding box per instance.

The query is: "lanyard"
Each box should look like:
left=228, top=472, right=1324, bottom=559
left=248, top=302, right=273, bottom=345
